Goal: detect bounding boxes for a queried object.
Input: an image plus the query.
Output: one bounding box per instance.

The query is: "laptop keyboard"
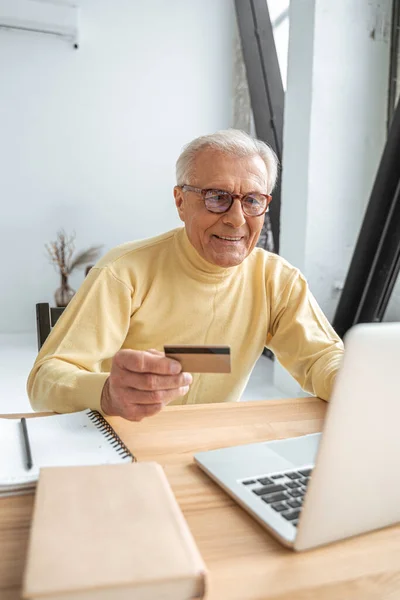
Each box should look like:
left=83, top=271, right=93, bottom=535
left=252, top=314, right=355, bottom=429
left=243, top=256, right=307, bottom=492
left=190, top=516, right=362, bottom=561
left=241, top=468, right=313, bottom=527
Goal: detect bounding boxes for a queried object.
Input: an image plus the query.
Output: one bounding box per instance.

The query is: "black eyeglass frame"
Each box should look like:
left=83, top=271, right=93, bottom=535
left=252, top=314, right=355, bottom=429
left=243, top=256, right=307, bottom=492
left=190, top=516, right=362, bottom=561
left=179, top=185, right=272, bottom=217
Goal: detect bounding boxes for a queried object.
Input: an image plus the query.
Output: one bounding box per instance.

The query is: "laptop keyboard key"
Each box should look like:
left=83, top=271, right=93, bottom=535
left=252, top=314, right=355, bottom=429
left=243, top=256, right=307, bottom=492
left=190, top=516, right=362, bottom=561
left=286, top=472, right=302, bottom=480
left=288, top=489, right=303, bottom=498
left=271, top=474, right=285, bottom=479
left=257, top=477, right=273, bottom=486
left=261, top=492, right=288, bottom=504
left=298, top=468, right=313, bottom=477
left=285, top=481, right=301, bottom=489
left=282, top=509, right=301, bottom=521
left=270, top=502, right=287, bottom=512
left=242, top=479, right=257, bottom=485
left=287, top=499, right=301, bottom=509
left=253, top=484, right=286, bottom=496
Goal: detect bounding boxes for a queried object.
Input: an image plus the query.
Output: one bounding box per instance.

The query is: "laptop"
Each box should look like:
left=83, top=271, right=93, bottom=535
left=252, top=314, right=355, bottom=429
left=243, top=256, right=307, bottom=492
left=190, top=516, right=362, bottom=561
left=194, top=322, right=400, bottom=550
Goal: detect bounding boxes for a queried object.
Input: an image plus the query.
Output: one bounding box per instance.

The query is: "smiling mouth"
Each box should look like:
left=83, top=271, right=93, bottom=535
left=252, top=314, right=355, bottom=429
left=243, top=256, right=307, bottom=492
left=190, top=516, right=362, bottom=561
left=213, top=235, right=243, bottom=242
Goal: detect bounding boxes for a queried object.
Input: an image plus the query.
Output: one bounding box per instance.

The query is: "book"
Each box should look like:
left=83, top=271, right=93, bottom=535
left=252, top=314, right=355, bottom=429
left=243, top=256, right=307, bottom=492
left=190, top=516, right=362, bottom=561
left=23, top=462, right=207, bottom=600
left=0, top=410, right=134, bottom=496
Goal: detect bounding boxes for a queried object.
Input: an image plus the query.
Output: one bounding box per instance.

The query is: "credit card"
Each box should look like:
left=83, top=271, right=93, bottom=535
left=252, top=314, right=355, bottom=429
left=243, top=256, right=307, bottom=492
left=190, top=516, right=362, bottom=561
left=164, top=345, right=231, bottom=373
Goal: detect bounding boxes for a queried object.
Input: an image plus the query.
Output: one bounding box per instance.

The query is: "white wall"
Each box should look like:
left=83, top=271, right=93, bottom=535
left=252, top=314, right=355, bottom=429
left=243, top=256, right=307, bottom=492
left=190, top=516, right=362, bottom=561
left=281, top=0, right=392, bottom=320
left=267, top=0, right=290, bottom=90
left=275, top=0, right=392, bottom=396
left=0, top=0, right=235, bottom=333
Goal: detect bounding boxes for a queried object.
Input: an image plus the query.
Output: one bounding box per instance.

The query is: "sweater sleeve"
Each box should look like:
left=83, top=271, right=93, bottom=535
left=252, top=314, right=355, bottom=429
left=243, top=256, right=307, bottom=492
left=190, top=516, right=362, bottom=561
left=267, top=270, right=344, bottom=401
left=27, top=266, right=133, bottom=413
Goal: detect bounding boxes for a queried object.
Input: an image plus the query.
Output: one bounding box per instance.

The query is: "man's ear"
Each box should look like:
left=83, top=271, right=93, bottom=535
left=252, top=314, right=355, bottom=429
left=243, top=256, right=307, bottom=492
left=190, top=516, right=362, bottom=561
left=174, top=186, right=185, bottom=222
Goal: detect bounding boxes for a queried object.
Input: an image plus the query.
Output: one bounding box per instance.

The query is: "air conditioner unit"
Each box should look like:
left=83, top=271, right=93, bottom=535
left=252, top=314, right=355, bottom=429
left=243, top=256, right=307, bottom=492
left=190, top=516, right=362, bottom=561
left=0, top=0, right=79, bottom=47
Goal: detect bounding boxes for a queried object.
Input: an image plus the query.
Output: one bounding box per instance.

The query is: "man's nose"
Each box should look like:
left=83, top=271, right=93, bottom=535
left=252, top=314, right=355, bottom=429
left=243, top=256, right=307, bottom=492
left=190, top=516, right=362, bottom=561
left=221, top=199, right=247, bottom=228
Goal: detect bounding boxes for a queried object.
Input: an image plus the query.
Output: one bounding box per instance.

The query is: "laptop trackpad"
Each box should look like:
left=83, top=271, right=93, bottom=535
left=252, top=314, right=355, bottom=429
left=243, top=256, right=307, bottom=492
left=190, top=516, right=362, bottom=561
left=266, top=433, right=322, bottom=468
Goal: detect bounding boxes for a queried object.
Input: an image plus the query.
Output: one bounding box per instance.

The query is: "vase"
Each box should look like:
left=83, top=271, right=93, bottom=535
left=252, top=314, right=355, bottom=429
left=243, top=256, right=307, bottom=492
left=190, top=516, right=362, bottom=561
left=54, top=274, right=75, bottom=307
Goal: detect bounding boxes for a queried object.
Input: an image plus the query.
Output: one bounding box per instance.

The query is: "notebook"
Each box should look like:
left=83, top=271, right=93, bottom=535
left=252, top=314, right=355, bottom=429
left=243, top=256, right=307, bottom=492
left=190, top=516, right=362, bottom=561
left=0, top=409, right=134, bottom=496
left=23, top=462, right=207, bottom=600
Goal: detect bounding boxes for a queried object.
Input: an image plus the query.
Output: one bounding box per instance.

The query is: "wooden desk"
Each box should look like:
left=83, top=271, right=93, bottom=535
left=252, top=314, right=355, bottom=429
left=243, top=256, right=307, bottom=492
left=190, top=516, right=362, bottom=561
left=2, top=398, right=400, bottom=600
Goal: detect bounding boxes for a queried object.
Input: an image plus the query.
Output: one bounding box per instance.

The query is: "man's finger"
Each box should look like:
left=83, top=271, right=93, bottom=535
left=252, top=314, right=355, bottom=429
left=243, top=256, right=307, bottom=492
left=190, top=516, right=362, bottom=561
left=120, top=385, right=190, bottom=405
left=119, top=371, right=192, bottom=392
left=116, top=349, right=182, bottom=375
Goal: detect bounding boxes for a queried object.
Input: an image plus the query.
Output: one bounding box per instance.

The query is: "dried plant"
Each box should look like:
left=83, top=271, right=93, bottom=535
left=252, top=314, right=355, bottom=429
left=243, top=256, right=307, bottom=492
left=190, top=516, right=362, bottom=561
left=45, top=230, right=102, bottom=277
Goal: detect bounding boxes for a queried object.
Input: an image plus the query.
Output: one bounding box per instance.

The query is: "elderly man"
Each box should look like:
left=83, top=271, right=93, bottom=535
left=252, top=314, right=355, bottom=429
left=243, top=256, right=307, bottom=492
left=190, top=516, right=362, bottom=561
left=28, top=130, right=344, bottom=421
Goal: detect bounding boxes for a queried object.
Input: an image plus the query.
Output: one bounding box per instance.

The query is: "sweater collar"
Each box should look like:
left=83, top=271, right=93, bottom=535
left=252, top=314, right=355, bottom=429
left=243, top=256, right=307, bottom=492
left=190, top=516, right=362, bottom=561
left=174, top=227, right=239, bottom=281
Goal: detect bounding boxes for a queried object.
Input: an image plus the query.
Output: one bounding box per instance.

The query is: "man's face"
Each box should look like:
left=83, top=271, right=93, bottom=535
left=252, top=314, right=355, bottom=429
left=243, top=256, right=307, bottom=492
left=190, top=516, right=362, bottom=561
left=174, top=150, right=269, bottom=268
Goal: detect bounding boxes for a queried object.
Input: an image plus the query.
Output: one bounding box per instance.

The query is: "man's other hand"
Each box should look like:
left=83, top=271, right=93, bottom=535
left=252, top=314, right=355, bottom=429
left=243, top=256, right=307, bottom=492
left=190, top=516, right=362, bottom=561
left=100, top=349, right=192, bottom=421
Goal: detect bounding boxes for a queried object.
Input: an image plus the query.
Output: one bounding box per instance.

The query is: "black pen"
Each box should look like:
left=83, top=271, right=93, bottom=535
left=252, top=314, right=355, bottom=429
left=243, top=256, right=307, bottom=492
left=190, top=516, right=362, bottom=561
left=20, top=418, right=33, bottom=470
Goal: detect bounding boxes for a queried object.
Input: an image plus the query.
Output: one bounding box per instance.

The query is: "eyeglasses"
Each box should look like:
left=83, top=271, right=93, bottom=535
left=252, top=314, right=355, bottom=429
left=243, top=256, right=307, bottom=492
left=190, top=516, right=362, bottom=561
left=179, top=185, right=272, bottom=217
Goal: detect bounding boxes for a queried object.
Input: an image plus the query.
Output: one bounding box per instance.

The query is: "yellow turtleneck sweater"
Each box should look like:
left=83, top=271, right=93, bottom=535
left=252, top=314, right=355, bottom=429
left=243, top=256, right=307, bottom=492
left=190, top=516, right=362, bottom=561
left=27, top=227, right=344, bottom=413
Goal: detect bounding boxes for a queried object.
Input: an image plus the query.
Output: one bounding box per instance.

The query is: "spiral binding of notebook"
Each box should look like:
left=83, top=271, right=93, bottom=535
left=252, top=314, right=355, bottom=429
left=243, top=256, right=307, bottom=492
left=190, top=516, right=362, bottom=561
left=87, top=410, right=136, bottom=462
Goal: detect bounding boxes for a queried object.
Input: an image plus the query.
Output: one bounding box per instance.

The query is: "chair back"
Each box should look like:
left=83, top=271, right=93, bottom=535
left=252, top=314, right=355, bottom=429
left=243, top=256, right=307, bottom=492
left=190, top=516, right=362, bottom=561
left=36, top=303, right=65, bottom=351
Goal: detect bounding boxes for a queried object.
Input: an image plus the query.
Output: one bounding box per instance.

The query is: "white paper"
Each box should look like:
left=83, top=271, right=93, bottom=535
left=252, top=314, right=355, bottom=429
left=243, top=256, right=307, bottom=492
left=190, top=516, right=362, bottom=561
left=0, top=410, right=132, bottom=493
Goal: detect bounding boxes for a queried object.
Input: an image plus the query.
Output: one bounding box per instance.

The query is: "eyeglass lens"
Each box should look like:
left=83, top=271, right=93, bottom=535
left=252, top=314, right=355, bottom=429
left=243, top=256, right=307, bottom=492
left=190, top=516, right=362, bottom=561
left=203, top=190, right=267, bottom=216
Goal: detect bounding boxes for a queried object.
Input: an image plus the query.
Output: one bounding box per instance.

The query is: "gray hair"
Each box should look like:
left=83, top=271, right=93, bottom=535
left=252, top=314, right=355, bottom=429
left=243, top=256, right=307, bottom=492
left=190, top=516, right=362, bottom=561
left=175, top=129, right=279, bottom=194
